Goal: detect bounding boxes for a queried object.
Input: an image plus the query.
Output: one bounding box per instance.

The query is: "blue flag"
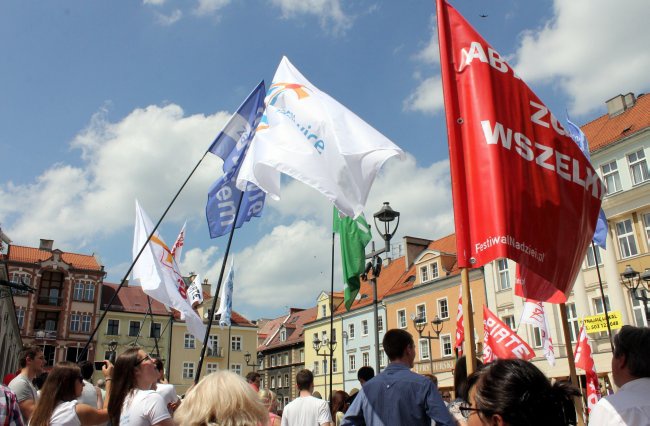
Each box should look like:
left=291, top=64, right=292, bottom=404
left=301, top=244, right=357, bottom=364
left=566, top=116, right=607, bottom=249
left=206, top=81, right=266, bottom=238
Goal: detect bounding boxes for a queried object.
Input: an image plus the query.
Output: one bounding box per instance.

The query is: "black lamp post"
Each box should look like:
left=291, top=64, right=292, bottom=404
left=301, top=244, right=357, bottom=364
left=411, top=314, right=444, bottom=374
left=313, top=335, right=337, bottom=400
left=620, top=265, right=650, bottom=324
left=244, top=351, right=263, bottom=372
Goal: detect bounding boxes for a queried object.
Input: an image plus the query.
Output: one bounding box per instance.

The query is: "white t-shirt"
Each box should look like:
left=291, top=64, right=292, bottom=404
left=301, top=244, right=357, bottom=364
left=589, top=378, right=650, bottom=426
left=50, top=400, right=81, bottom=426
left=119, top=390, right=171, bottom=426
left=78, top=380, right=99, bottom=408
left=281, top=396, right=331, bottom=426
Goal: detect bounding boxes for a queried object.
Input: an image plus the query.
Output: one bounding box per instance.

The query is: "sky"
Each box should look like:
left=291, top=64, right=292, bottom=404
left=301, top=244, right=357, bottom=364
left=1, top=0, right=649, bottom=322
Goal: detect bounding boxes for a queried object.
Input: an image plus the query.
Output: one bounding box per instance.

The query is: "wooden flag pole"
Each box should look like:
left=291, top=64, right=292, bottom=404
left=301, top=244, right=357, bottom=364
left=461, top=268, right=477, bottom=375
left=559, top=303, right=586, bottom=426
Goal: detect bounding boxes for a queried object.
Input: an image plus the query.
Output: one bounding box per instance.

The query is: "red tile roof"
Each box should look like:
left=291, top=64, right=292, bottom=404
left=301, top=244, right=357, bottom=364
left=584, top=93, right=650, bottom=152
left=7, top=245, right=102, bottom=271
left=259, top=306, right=317, bottom=351
left=426, top=234, right=457, bottom=255
left=101, top=282, right=170, bottom=315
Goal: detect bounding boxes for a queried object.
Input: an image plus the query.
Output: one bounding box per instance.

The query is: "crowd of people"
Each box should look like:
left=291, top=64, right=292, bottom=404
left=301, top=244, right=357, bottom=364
left=0, top=325, right=648, bottom=425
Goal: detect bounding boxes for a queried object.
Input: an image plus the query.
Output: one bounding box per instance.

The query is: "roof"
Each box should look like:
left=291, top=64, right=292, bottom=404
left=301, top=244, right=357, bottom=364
left=584, top=93, right=650, bottom=152
left=191, top=294, right=256, bottom=327
left=101, top=282, right=169, bottom=315
left=259, top=306, right=317, bottom=351
left=425, top=234, right=457, bottom=255
left=6, top=245, right=102, bottom=271
left=258, top=316, right=286, bottom=340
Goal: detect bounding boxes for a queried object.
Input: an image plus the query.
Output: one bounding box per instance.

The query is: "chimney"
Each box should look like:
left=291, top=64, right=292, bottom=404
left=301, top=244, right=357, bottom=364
left=39, top=239, right=54, bottom=251
left=403, top=236, right=432, bottom=270
left=202, top=278, right=211, bottom=298
left=606, top=93, right=636, bottom=117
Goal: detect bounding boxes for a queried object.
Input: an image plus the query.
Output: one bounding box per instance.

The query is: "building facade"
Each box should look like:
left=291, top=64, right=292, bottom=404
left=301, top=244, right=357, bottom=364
left=0, top=228, right=22, bottom=378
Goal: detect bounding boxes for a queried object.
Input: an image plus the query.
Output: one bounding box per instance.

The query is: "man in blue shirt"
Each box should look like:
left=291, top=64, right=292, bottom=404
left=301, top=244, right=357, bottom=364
left=341, top=329, right=455, bottom=426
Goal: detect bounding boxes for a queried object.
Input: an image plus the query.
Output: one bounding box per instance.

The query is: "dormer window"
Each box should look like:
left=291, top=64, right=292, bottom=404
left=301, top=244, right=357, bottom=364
left=431, top=262, right=439, bottom=279
left=420, top=266, right=429, bottom=282
left=321, top=304, right=327, bottom=317
left=280, top=328, right=287, bottom=342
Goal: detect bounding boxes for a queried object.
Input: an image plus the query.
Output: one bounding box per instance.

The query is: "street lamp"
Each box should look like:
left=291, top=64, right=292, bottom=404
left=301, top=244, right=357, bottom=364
left=244, top=351, right=263, bottom=371
left=313, top=335, right=337, bottom=400
left=411, top=314, right=444, bottom=374
left=620, top=265, right=650, bottom=324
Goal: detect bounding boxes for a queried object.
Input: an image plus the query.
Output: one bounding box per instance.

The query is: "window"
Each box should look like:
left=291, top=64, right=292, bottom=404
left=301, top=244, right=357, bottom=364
left=377, top=315, right=384, bottom=332
left=593, top=296, right=611, bottom=314
left=299, top=349, right=304, bottom=362
left=419, top=339, right=430, bottom=360
left=83, top=284, right=94, bottom=302
left=206, top=363, right=219, bottom=374
left=643, top=212, right=650, bottom=246
left=531, top=326, right=543, bottom=348
left=502, top=315, right=515, bottom=330
left=348, top=324, right=355, bottom=338
left=283, top=397, right=289, bottom=407
left=440, top=335, right=452, bottom=357
left=284, top=374, right=289, bottom=387
left=38, top=270, right=64, bottom=306
left=231, top=336, right=242, bottom=351
left=632, top=296, right=648, bottom=327
left=601, top=160, right=622, bottom=194
left=230, top=364, right=242, bottom=375
left=9, top=273, right=30, bottom=296
left=35, top=311, right=59, bottom=333
left=431, top=262, right=439, bottom=279
left=271, top=356, right=277, bottom=367
left=362, top=352, right=370, bottom=366
left=70, top=314, right=80, bottom=332
left=280, top=328, right=286, bottom=341
left=150, top=322, right=161, bottom=338
left=497, top=259, right=511, bottom=290
left=129, top=321, right=140, bottom=337
left=73, top=282, right=84, bottom=301
left=184, top=333, right=195, bottom=349
left=361, top=320, right=368, bottom=336
left=585, top=245, right=603, bottom=268
left=322, top=359, right=328, bottom=375
left=616, top=219, right=638, bottom=258
left=348, top=354, right=356, bottom=371
left=182, top=362, right=195, bottom=379
left=16, top=308, right=25, bottom=329
left=397, top=309, right=407, bottom=328
left=107, top=319, right=119, bottom=336
left=206, top=335, right=219, bottom=356
left=283, top=353, right=289, bottom=365
left=420, top=265, right=429, bottom=282
left=565, top=303, right=579, bottom=343
left=332, top=358, right=338, bottom=373
left=380, top=352, right=386, bottom=367
left=628, top=149, right=649, bottom=185
left=313, top=361, right=319, bottom=375
left=321, top=304, right=327, bottom=317
left=270, top=376, right=276, bottom=388
left=81, top=315, right=91, bottom=333
left=437, top=298, right=449, bottom=320
left=416, top=304, right=427, bottom=322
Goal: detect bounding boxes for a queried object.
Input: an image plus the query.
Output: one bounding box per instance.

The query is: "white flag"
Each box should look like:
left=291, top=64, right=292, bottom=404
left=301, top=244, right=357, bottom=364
left=187, top=273, right=204, bottom=308
left=171, top=221, right=186, bottom=264
left=519, top=300, right=555, bottom=366
left=131, top=201, right=206, bottom=341
left=215, top=260, right=234, bottom=328
left=237, top=56, right=404, bottom=219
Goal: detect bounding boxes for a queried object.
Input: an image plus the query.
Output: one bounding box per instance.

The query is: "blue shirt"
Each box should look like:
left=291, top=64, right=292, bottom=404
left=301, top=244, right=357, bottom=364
left=341, top=363, right=455, bottom=426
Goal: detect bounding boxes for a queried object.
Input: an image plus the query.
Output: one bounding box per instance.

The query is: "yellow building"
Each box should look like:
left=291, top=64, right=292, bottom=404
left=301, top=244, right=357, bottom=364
left=302, top=291, right=344, bottom=401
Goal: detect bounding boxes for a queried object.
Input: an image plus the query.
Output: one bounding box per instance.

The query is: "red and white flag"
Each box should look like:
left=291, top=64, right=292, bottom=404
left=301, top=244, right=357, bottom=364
left=483, top=306, right=535, bottom=364
left=575, top=324, right=600, bottom=413
left=171, top=221, right=187, bottom=264
left=455, top=286, right=464, bottom=357
left=519, top=300, right=555, bottom=366
left=436, top=0, right=603, bottom=302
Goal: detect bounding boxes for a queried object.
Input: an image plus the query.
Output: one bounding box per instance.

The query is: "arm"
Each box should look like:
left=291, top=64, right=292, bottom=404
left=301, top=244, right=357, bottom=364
left=95, top=386, right=103, bottom=409
left=151, top=419, right=176, bottom=426
left=17, top=399, right=35, bottom=422
left=76, top=404, right=110, bottom=425
left=318, top=400, right=334, bottom=426
left=425, top=384, right=455, bottom=426
left=340, top=392, right=365, bottom=426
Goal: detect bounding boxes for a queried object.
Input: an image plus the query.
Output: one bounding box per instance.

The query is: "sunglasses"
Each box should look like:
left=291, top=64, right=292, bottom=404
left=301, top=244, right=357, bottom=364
left=458, top=402, right=484, bottom=419
left=135, top=354, right=152, bottom=366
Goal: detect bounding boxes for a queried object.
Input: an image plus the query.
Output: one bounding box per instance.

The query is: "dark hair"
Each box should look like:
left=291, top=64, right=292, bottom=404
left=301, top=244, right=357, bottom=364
left=423, top=374, right=438, bottom=386
left=382, top=329, right=414, bottom=360
left=153, top=357, right=164, bottom=372
left=330, top=390, right=349, bottom=419
left=246, top=371, right=261, bottom=383
left=453, top=355, right=484, bottom=401
left=18, top=345, right=43, bottom=368
left=613, top=325, right=650, bottom=378
left=357, top=366, right=375, bottom=383
left=107, top=347, right=141, bottom=425
left=30, top=362, right=81, bottom=426
left=296, top=369, right=314, bottom=391
left=468, top=359, right=579, bottom=426
left=79, top=360, right=94, bottom=381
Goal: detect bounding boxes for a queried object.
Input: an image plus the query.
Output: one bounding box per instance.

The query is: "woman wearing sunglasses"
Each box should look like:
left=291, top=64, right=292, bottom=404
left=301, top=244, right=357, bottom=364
left=29, top=361, right=113, bottom=426
left=107, top=348, right=174, bottom=426
left=461, top=359, right=579, bottom=426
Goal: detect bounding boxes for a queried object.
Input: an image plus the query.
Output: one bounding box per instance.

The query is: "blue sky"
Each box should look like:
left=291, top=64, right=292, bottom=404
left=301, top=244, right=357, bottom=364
left=1, top=0, right=649, bottom=321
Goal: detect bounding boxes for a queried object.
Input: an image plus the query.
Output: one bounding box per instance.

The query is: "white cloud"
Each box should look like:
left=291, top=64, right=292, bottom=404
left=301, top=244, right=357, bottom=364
left=194, top=0, right=231, bottom=17
left=269, top=0, right=352, bottom=34
left=513, top=0, right=650, bottom=115
left=403, top=75, right=445, bottom=115
left=143, top=0, right=166, bottom=5
left=413, top=24, right=439, bottom=65
left=155, top=9, right=183, bottom=25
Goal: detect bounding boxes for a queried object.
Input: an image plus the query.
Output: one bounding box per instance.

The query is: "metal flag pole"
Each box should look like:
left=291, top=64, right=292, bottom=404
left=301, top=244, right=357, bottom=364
left=329, top=230, right=335, bottom=401
left=194, top=192, right=244, bottom=384
left=591, top=242, right=614, bottom=352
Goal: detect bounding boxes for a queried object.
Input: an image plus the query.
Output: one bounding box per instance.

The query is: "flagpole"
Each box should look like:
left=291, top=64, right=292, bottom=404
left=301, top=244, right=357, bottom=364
left=559, top=303, right=586, bottom=426
left=461, top=268, right=477, bottom=374
left=329, top=231, right=335, bottom=402
left=166, top=313, right=174, bottom=382
left=194, top=192, right=244, bottom=384
left=591, top=242, right=614, bottom=353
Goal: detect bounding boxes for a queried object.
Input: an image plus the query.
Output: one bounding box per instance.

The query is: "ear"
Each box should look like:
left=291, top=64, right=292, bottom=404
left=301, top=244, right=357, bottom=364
left=489, top=414, right=506, bottom=426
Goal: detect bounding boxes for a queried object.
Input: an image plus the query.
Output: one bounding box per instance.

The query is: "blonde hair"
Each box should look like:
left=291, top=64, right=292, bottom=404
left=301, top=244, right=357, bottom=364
left=174, top=371, right=268, bottom=426
left=258, top=388, right=276, bottom=410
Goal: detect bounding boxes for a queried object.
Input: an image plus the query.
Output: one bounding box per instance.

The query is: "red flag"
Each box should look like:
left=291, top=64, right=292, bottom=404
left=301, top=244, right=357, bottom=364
left=436, top=0, right=603, bottom=301
left=575, top=325, right=600, bottom=413
left=455, top=286, right=464, bottom=356
left=483, top=306, right=535, bottom=363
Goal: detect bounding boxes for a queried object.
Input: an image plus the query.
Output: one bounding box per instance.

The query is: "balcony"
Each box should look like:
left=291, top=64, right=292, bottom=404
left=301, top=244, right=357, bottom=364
left=33, top=330, right=57, bottom=340
left=37, top=296, right=65, bottom=307
left=206, top=345, right=224, bottom=358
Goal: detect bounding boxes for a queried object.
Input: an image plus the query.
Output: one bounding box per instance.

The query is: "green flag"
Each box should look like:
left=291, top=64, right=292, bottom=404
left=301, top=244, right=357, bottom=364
left=333, top=208, right=372, bottom=311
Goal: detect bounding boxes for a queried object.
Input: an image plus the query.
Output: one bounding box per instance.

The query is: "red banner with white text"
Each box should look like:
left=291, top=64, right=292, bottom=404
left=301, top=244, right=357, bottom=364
left=483, top=306, right=535, bottom=363
left=436, top=0, right=603, bottom=301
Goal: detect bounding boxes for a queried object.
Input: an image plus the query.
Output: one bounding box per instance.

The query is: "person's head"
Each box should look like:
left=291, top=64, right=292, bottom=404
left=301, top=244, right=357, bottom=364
left=312, top=391, right=322, bottom=399
left=246, top=371, right=261, bottom=389
left=464, top=359, right=578, bottom=426
left=330, top=390, right=349, bottom=417
left=108, top=347, right=158, bottom=425
left=29, top=362, right=84, bottom=426
left=96, top=379, right=106, bottom=389
left=454, top=355, right=484, bottom=401
left=79, top=360, right=94, bottom=381
left=357, top=366, right=374, bottom=385
left=174, top=371, right=268, bottom=426
left=441, top=390, right=452, bottom=404
left=258, top=388, right=277, bottom=413
left=18, top=345, right=45, bottom=376
left=382, top=329, right=415, bottom=366
left=296, top=369, right=314, bottom=392
left=423, top=374, right=438, bottom=387
left=611, top=325, right=650, bottom=387
left=153, top=357, right=165, bottom=382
